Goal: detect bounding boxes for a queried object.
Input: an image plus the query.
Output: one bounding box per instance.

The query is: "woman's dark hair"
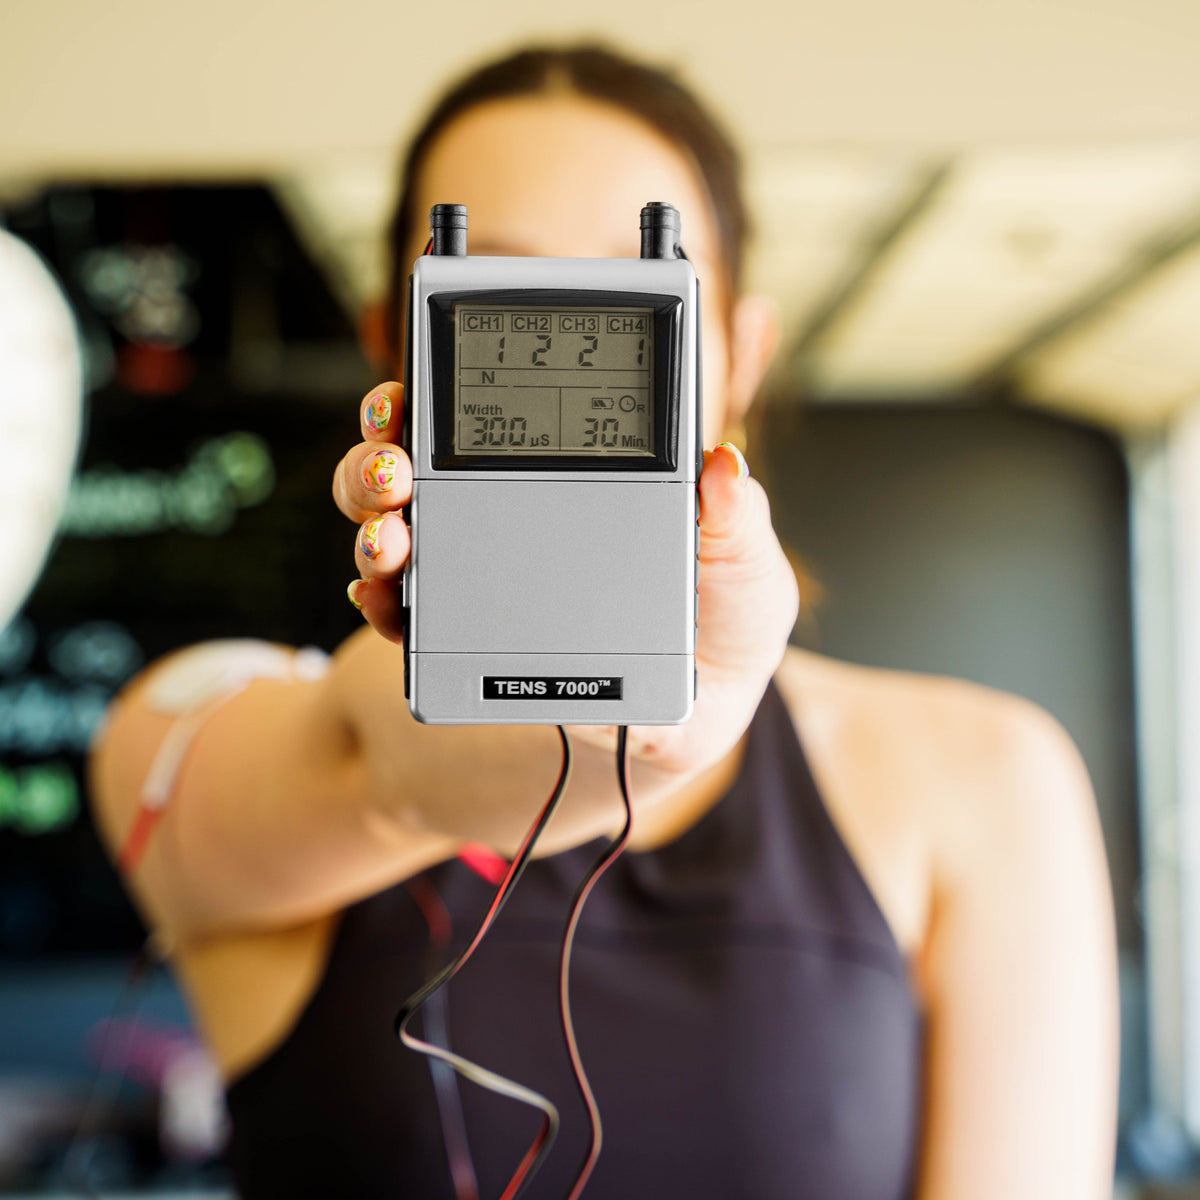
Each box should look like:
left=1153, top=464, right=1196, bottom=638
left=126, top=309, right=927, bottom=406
left=382, top=43, right=750, bottom=366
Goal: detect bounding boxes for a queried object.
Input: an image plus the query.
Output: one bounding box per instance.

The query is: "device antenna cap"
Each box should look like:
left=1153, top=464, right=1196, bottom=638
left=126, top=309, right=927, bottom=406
left=431, top=204, right=468, bottom=256
left=640, top=202, right=681, bottom=260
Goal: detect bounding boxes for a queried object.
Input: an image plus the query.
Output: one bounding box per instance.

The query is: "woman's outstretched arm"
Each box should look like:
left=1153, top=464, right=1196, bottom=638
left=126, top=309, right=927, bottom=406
left=89, top=381, right=799, bottom=942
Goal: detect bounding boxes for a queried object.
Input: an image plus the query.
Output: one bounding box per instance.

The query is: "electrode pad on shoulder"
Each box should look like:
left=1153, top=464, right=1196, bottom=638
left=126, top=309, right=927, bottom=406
left=400, top=203, right=701, bottom=725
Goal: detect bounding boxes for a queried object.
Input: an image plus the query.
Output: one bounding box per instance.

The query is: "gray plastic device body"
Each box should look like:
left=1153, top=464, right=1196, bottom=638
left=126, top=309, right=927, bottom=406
left=402, top=253, right=700, bottom=724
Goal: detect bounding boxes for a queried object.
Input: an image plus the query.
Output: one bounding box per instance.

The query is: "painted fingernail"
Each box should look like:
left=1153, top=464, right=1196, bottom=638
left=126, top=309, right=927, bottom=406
left=365, top=393, right=392, bottom=433
left=717, top=441, right=749, bottom=486
left=359, top=516, right=385, bottom=559
left=362, top=450, right=398, bottom=492
left=347, top=579, right=365, bottom=610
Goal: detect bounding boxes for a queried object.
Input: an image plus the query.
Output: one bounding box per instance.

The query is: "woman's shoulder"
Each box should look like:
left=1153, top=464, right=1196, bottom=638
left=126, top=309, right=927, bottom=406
left=770, top=646, right=1102, bottom=976
left=774, top=644, right=1087, bottom=792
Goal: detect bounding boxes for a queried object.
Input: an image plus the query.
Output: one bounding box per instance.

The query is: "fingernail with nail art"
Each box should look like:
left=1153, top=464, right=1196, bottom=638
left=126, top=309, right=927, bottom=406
left=359, top=517, right=385, bottom=559
left=717, top=441, right=749, bottom=486
left=363, top=450, right=398, bottom=492
left=347, top=579, right=365, bottom=609
left=365, top=393, right=392, bottom=433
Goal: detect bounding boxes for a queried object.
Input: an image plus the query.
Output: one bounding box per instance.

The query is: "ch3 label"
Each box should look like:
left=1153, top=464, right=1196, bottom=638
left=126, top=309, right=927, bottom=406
left=483, top=677, right=623, bottom=700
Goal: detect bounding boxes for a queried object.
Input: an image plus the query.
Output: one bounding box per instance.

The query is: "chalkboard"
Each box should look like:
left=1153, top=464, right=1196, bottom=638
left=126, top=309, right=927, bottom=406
left=0, top=184, right=376, bottom=957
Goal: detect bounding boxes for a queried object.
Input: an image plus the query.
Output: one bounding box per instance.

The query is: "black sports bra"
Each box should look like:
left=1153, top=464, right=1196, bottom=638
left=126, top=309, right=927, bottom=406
left=225, top=679, right=924, bottom=1198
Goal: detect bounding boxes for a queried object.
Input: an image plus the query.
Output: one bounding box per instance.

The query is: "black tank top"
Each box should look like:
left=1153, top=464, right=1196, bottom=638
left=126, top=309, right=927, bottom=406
left=224, top=680, right=924, bottom=1199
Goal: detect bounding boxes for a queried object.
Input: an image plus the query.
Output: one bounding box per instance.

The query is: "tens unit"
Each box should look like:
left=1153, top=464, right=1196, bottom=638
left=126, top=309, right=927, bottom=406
left=401, top=203, right=701, bottom=723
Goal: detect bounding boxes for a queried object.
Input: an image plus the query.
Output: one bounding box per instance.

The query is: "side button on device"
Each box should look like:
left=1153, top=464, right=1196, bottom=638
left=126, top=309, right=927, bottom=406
left=401, top=605, right=411, bottom=699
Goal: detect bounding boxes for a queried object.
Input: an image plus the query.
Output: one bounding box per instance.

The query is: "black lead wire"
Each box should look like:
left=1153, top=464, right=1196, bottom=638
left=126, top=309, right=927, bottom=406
left=395, top=725, right=573, bottom=1200
left=61, top=938, right=159, bottom=1197
left=559, top=726, right=634, bottom=1200
left=396, top=725, right=635, bottom=1200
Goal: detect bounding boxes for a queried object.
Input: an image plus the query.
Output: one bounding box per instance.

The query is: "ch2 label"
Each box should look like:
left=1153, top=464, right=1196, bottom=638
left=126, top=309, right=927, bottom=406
left=483, top=677, right=623, bottom=700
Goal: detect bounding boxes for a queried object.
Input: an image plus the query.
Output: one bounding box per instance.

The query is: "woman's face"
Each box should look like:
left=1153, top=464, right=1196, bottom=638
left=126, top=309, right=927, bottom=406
left=405, top=93, right=744, bottom=447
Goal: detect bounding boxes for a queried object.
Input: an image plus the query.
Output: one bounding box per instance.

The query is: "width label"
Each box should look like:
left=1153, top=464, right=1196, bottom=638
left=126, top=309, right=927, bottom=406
left=482, top=677, right=623, bottom=700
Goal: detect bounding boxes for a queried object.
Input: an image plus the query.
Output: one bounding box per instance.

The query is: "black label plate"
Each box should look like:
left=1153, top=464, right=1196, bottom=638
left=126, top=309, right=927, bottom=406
left=482, top=676, right=623, bottom=700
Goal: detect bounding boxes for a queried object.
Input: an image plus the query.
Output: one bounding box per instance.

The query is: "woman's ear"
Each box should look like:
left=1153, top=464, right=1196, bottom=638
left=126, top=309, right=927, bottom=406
left=357, top=299, right=395, bottom=378
left=725, top=293, right=781, bottom=425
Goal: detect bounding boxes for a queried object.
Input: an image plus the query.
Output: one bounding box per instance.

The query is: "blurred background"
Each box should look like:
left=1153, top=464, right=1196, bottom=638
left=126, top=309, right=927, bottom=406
left=1, top=0, right=1199, bottom=1194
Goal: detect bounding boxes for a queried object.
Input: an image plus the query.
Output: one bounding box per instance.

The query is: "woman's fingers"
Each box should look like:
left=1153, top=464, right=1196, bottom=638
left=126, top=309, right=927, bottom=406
left=333, top=380, right=412, bottom=522
left=350, top=515, right=410, bottom=642
left=698, top=441, right=755, bottom=554
left=339, top=383, right=411, bottom=636
left=354, top=512, right=411, bottom=579
left=333, top=441, right=413, bottom=524
left=346, top=576, right=406, bottom=644
left=361, top=382, right=402, bottom=441
left=694, top=440, right=799, bottom=682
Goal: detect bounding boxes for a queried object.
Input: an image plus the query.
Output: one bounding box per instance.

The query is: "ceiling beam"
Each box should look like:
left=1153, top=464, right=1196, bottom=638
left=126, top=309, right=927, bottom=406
left=785, top=161, right=953, bottom=384
left=970, top=205, right=1200, bottom=396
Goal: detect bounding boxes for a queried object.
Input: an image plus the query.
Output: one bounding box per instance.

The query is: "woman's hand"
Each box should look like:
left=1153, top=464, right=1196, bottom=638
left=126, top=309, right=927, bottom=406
left=332, top=382, right=411, bottom=641
left=620, top=435, right=801, bottom=772
left=332, top=380, right=800, bottom=778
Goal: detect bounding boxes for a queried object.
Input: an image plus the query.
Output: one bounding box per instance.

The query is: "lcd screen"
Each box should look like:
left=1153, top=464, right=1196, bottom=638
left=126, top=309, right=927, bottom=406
left=454, top=304, right=655, bottom=456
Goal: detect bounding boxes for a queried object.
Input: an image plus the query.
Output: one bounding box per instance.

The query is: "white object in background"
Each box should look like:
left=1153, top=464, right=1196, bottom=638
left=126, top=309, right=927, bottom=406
left=1168, top=399, right=1200, bottom=1143
left=160, top=1043, right=230, bottom=1163
left=0, top=229, right=84, bottom=627
left=1127, top=431, right=1189, bottom=1160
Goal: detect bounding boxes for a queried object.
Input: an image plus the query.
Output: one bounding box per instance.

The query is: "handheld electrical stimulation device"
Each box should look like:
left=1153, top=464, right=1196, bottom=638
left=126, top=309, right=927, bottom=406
left=400, top=202, right=701, bottom=725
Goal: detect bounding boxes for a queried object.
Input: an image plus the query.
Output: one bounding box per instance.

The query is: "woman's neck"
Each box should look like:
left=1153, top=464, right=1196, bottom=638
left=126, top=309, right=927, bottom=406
left=623, top=730, right=750, bottom=852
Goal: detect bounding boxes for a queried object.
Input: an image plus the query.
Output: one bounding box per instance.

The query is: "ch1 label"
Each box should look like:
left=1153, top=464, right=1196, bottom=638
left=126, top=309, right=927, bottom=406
left=483, top=677, right=624, bottom=700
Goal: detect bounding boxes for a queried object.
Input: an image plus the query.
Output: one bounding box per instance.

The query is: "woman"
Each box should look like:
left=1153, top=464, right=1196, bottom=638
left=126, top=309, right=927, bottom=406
left=91, top=44, right=1119, bottom=1200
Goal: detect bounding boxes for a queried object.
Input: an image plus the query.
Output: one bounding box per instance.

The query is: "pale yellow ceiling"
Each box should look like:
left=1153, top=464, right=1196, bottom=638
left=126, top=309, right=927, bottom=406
left=3, top=0, right=1199, bottom=172
left=3, top=0, right=1200, bottom=431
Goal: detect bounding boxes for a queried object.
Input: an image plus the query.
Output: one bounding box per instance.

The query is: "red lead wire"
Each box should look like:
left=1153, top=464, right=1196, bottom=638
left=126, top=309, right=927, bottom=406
left=559, top=726, right=634, bottom=1200
left=395, top=727, right=572, bottom=1199
left=395, top=725, right=635, bottom=1200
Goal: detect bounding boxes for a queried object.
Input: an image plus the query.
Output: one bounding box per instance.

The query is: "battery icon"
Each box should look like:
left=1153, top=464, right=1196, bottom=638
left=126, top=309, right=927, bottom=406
left=591, top=396, right=614, bottom=409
